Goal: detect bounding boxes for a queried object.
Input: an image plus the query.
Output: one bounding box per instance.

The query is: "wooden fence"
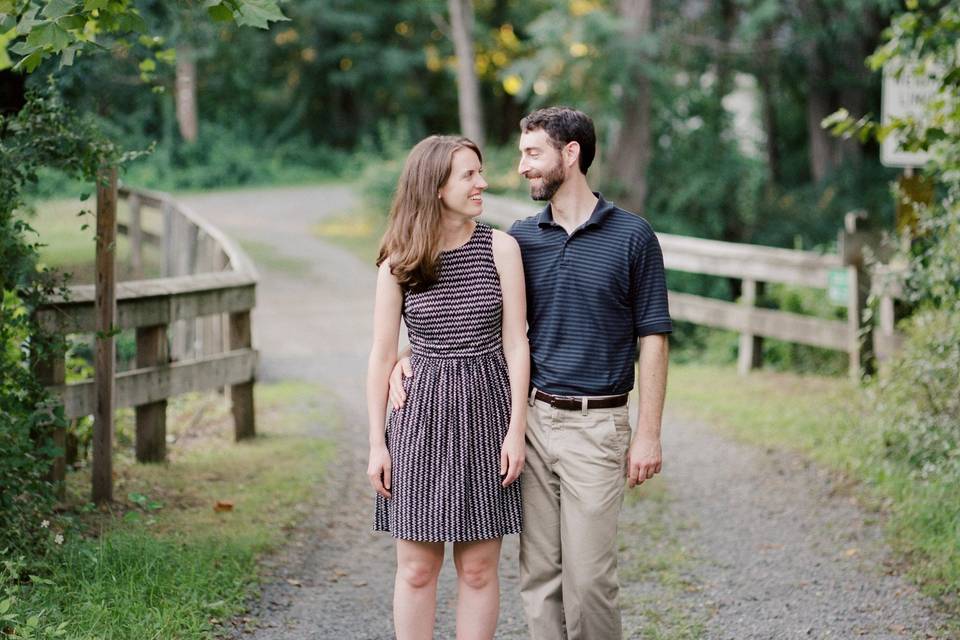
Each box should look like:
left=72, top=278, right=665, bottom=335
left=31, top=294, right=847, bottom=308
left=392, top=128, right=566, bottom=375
left=482, top=196, right=904, bottom=379
left=35, top=180, right=258, bottom=502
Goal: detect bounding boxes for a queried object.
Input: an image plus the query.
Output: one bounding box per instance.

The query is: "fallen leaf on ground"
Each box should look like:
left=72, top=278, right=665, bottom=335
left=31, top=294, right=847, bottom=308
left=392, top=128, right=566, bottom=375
left=214, top=500, right=234, bottom=512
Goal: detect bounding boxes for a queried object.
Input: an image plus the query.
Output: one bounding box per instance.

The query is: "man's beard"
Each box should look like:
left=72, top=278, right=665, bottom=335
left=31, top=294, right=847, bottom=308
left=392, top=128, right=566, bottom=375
left=527, top=160, right=564, bottom=201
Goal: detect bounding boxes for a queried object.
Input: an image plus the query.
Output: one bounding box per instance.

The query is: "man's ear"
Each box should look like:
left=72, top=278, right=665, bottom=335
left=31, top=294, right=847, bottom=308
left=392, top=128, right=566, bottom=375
left=563, top=141, right=581, bottom=170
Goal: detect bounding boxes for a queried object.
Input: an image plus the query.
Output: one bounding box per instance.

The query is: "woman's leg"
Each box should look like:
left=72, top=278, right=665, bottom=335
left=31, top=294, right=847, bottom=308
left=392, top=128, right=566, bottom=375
left=453, top=537, right=503, bottom=640
left=395, top=539, right=445, bottom=640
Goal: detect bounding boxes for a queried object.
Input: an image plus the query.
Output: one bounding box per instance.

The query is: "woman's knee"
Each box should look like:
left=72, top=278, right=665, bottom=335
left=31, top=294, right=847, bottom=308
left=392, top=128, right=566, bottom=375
left=457, top=554, right=497, bottom=590
left=397, top=556, right=441, bottom=590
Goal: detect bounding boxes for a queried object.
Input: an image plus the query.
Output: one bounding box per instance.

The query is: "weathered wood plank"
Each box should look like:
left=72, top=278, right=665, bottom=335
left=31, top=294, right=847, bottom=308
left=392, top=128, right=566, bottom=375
left=35, top=346, right=66, bottom=498
left=229, top=312, right=256, bottom=441
left=737, top=279, right=764, bottom=375
left=35, top=277, right=256, bottom=334
left=668, top=292, right=850, bottom=351
left=118, top=222, right=161, bottom=248
left=659, top=233, right=842, bottom=288
left=119, top=186, right=258, bottom=278
left=135, top=324, right=168, bottom=463
left=126, top=193, right=143, bottom=279
left=93, top=166, right=117, bottom=504
left=52, top=349, right=257, bottom=419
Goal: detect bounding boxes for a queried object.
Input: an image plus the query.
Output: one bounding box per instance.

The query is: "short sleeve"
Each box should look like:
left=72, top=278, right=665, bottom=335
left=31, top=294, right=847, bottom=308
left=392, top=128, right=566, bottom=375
left=632, top=234, right=672, bottom=337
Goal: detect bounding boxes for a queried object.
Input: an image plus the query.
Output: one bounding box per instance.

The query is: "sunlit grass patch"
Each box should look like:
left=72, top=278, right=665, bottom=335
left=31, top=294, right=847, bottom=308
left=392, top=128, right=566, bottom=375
left=4, top=381, right=338, bottom=639
left=310, top=207, right=385, bottom=265
left=238, top=239, right=312, bottom=276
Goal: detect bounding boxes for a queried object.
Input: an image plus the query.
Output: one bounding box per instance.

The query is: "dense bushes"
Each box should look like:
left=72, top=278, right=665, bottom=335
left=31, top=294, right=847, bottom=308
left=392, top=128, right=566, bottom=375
left=0, top=85, right=123, bottom=558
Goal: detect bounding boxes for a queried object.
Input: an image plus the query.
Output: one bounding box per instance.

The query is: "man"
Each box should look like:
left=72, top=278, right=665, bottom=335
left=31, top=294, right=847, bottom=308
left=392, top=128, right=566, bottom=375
left=509, top=105, right=670, bottom=639
left=390, top=106, right=671, bottom=638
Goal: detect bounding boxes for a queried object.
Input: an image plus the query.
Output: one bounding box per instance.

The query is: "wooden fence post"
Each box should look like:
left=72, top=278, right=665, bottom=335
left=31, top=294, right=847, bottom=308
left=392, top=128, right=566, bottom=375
left=229, top=310, right=256, bottom=440
left=135, top=324, right=169, bottom=462
left=162, top=202, right=175, bottom=278
left=35, top=348, right=66, bottom=499
left=737, top=279, right=763, bottom=375
left=93, top=166, right=118, bottom=503
left=840, top=211, right=875, bottom=381
left=128, top=193, right=143, bottom=279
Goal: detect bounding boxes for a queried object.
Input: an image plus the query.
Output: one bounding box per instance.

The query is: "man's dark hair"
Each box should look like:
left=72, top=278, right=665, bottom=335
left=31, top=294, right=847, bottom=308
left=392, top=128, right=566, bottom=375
left=520, top=106, right=596, bottom=175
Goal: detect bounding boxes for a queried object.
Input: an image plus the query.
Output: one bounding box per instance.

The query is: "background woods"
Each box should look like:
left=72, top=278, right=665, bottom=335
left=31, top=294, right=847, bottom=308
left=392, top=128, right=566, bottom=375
left=2, top=0, right=958, bottom=636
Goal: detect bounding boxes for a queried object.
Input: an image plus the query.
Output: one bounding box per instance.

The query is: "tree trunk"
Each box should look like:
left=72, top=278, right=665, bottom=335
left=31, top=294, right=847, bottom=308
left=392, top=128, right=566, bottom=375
left=448, top=0, right=484, bottom=148
left=608, top=0, right=653, bottom=214
left=836, top=4, right=885, bottom=166
left=756, top=45, right=781, bottom=185
left=805, top=48, right=836, bottom=183
left=175, top=45, right=198, bottom=143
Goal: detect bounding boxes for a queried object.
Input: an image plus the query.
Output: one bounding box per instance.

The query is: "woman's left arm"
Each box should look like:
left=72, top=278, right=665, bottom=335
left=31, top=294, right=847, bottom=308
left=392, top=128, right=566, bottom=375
left=492, top=230, right=529, bottom=487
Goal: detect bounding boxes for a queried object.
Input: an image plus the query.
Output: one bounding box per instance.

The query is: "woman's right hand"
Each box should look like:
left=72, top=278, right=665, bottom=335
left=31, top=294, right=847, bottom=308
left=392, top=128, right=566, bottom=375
left=388, top=357, right=413, bottom=409
left=368, top=445, right=392, bottom=499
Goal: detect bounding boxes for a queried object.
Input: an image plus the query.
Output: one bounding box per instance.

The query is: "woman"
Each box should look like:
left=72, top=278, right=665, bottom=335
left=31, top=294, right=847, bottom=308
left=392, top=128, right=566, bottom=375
left=366, top=135, right=529, bottom=639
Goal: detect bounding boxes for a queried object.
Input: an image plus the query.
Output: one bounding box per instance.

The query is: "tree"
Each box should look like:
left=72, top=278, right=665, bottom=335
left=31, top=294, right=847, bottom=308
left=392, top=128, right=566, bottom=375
left=607, top=0, right=653, bottom=214
left=0, top=0, right=286, bottom=552
left=825, top=0, right=959, bottom=598
left=448, top=0, right=484, bottom=146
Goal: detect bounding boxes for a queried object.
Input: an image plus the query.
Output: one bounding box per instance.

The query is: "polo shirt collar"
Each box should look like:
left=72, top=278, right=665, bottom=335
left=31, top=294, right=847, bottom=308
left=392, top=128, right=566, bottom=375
left=536, top=192, right=615, bottom=229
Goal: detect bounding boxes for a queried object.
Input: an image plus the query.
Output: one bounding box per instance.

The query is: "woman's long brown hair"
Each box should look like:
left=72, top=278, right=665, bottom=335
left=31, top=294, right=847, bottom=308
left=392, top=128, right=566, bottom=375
left=376, top=135, right=482, bottom=292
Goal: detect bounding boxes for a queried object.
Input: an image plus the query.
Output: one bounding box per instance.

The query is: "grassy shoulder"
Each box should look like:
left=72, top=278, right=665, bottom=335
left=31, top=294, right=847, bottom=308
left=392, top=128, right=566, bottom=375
left=619, top=480, right=708, bottom=639
left=2, top=381, right=338, bottom=639
left=666, top=363, right=960, bottom=618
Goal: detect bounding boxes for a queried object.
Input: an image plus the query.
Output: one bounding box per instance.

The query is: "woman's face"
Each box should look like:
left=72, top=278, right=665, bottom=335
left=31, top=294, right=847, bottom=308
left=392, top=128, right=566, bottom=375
left=438, top=148, right=487, bottom=219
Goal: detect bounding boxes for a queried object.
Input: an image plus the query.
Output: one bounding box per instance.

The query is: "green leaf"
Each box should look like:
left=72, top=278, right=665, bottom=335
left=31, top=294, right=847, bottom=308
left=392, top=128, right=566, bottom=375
left=9, top=40, right=37, bottom=55
left=235, top=0, right=288, bottom=29
left=207, top=4, right=234, bottom=22
left=138, top=57, right=155, bottom=72
left=83, top=0, right=109, bottom=9
left=155, top=47, right=175, bottom=64
left=59, top=43, right=78, bottom=66
left=59, top=14, right=87, bottom=30
left=0, top=0, right=15, bottom=13
left=13, top=48, right=43, bottom=71
left=116, top=11, right=146, bottom=34
left=16, top=7, right=41, bottom=35
left=41, top=0, right=77, bottom=20
left=26, top=22, right=72, bottom=53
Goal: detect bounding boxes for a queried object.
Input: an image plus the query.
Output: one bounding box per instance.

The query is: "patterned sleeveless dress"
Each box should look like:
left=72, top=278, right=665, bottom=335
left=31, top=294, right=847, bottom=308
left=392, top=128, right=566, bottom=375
left=374, top=223, right=523, bottom=542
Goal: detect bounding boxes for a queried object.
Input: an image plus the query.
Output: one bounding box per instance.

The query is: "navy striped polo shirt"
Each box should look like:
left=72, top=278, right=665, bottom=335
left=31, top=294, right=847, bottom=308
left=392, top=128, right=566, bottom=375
left=508, top=193, right=672, bottom=396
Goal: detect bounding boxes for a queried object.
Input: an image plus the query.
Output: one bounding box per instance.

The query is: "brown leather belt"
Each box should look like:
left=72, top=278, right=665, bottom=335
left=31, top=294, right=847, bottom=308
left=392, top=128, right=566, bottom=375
left=533, top=389, right=629, bottom=411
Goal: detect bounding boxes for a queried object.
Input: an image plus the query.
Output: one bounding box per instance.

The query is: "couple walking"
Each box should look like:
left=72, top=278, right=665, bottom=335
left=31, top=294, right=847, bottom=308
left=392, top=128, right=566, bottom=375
left=366, top=106, right=672, bottom=639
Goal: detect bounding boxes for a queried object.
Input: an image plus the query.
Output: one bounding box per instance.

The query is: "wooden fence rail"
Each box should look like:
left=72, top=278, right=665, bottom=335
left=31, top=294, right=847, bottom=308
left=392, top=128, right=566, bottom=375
left=481, top=196, right=904, bottom=379
left=35, top=182, right=258, bottom=502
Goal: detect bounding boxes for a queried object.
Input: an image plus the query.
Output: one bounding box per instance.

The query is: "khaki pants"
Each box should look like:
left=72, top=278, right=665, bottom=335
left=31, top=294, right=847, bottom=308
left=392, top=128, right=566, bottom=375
left=519, top=393, right=632, bottom=640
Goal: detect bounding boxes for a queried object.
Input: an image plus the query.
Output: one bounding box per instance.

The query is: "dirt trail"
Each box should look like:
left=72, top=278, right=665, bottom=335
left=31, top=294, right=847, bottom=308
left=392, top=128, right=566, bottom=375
left=180, top=186, right=948, bottom=639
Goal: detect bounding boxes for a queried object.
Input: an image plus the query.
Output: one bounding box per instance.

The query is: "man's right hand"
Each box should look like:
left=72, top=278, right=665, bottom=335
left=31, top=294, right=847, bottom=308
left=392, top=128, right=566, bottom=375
left=388, top=357, right=412, bottom=409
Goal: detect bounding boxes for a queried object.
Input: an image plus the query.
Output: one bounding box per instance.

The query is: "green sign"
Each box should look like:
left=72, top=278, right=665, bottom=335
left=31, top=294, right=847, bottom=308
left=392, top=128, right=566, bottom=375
left=827, top=268, right=849, bottom=306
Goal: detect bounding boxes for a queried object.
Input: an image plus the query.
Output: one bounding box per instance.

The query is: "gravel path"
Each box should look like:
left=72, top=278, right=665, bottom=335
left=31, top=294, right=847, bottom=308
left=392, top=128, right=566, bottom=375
left=179, top=186, right=949, bottom=639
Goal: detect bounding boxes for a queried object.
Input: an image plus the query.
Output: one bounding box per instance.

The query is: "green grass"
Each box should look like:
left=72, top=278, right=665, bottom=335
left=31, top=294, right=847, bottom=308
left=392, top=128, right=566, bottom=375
left=619, top=481, right=708, bottom=639
left=310, top=205, right=386, bottom=265
left=17, top=198, right=162, bottom=284
left=666, top=363, right=960, bottom=622
left=238, top=239, right=312, bottom=276
left=3, top=381, right=338, bottom=639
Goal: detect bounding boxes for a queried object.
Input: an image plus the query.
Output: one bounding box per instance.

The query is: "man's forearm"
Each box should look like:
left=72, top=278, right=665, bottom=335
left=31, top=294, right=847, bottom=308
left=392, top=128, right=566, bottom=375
left=635, top=334, right=669, bottom=437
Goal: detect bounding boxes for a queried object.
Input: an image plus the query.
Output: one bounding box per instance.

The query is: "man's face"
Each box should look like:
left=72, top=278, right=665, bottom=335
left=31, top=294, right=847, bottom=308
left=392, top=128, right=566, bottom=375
left=518, top=128, right=566, bottom=202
